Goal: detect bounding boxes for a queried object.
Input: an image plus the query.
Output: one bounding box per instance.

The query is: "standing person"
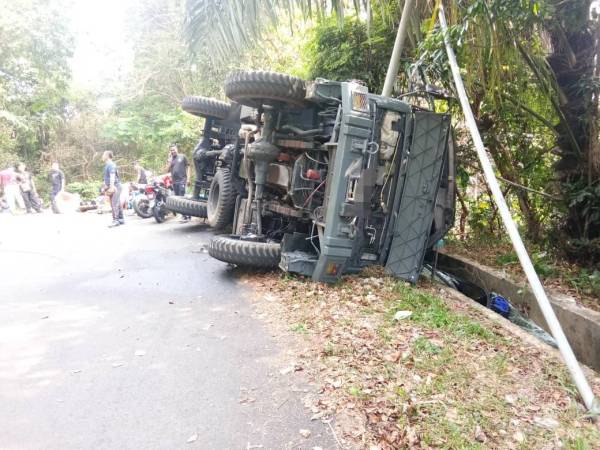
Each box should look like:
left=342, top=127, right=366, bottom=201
left=101, top=151, right=124, bottom=227
left=16, top=163, right=41, bottom=213
left=0, top=166, right=25, bottom=214
left=0, top=168, right=11, bottom=212
left=167, top=144, right=190, bottom=221
left=134, top=161, right=149, bottom=185
left=48, top=162, right=65, bottom=214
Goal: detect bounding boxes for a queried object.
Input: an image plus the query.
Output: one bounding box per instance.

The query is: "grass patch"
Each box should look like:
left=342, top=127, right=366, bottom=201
left=412, top=336, right=442, bottom=356
left=377, top=324, right=393, bottom=343
left=347, top=385, right=369, bottom=400
left=246, top=270, right=600, bottom=449
left=290, top=322, right=308, bottom=333
left=489, top=354, right=509, bottom=376
left=322, top=341, right=348, bottom=357
left=389, top=283, right=496, bottom=341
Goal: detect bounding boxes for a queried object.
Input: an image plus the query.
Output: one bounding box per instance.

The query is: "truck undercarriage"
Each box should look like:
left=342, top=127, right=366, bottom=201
left=207, top=71, right=455, bottom=284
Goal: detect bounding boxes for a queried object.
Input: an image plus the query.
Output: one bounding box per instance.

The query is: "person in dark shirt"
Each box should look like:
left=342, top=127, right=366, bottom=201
left=167, top=145, right=190, bottom=220
left=16, top=163, right=41, bottom=213
left=101, top=151, right=124, bottom=227
left=134, top=161, right=148, bottom=185
left=48, top=162, right=65, bottom=214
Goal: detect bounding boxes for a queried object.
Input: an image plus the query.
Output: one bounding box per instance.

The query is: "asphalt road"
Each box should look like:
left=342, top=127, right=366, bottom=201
left=0, top=210, right=333, bottom=450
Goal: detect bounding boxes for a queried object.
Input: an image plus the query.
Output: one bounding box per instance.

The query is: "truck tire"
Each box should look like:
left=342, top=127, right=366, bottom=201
left=181, top=96, right=231, bottom=119
left=133, top=196, right=152, bottom=218
left=207, top=168, right=236, bottom=228
left=166, top=196, right=207, bottom=218
left=208, top=235, right=281, bottom=268
left=225, top=70, right=306, bottom=108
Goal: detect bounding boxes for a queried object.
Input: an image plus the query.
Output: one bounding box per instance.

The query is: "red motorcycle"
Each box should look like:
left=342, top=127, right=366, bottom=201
left=132, top=175, right=173, bottom=222
left=132, top=183, right=155, bottom=219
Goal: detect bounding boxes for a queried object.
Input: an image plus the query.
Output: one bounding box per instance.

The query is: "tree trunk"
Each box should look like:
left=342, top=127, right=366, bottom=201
left=547, top=2, right=600, bottom=247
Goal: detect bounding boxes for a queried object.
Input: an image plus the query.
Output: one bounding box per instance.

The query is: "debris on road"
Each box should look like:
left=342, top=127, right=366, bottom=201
left=111, top=362, right=125, bottom=368
left=393, top=310, right=412, bottom=321
left=238, top=387, right=256, bottom=405
left=279, top=364, right=302, bottom=376
left=134, top=350, right=146, bottom=357
left=186, top=433, right=198, bottom=443
left=299, top=429, right=311, bottom=438
left=279, top=366, right=294, bottom=376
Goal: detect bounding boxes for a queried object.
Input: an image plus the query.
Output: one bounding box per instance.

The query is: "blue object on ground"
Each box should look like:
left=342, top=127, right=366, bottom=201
left=489, top=293, right=511, bottom=317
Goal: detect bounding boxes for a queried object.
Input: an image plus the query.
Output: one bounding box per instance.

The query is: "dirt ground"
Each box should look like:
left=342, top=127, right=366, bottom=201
left=242, top=268, right=600, bottom=450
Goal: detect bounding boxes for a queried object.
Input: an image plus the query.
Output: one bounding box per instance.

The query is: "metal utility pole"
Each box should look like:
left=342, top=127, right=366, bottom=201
left=437, top=4, right=599, bottom=413
left=381, top=0, right=415, bottom=96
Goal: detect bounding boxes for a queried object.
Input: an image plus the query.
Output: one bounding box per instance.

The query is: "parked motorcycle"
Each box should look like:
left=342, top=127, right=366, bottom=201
left=132, top=184, right=154, bottom=219
left=151, top=174, right=173, bottom=223
left=131, top=176, right=173, bottom=222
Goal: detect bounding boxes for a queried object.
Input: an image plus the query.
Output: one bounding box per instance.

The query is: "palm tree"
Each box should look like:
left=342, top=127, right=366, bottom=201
left=544, top=1, right=600, bottom=250
left=182, top=0, right=429, bottom=61
left=184, top=0, right=337, bottom=59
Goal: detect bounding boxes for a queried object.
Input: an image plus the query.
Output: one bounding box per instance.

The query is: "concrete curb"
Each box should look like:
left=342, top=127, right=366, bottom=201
left=436, top=251, right=600, bottom=373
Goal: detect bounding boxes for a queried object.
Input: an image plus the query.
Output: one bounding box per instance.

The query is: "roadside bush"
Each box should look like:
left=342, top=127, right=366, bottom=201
left=66, top=181, right=102, bottom=200
left=304, top=12, right=395, bottom=93
left=33, top=175, right=51, bottom=204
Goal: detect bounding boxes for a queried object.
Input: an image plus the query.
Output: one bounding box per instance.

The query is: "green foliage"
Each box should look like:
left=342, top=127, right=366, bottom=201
left=413, top=0, right=564, bottom=245
left=564, top=181, right=600, bottom=240
left=496, top=250, right=556, bottom=277
left=390, top=283, right=495, bottom=341
left=412, top=336, right=442, bottom=356
left=102, top=103, right=200, bottom=173
left=566, top=269, right=600, bottom=298
left=290, top=322, right=308, bottom=333
left=0, top=148, right=19, bottom=170
left=0, top=0, right=73, bottom=168
left=185, top=0, right=327, bottom=60
left=99, top=0, right=310, bottom=177
left=66, top=181, right=102, bottom=201
left=304, top=13, right=395, bottom=92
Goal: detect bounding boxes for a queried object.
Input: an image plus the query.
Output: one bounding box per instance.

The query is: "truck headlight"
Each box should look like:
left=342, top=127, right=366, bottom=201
left=351, top=91, right=369, bottom=113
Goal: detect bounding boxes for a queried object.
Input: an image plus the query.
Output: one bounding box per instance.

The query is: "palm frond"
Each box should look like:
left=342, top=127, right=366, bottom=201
left=183, top=0, right=380, bottom=61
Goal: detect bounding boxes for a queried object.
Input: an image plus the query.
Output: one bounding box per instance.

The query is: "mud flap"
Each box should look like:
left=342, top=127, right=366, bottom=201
left=385, top=112, right=450, bottom=283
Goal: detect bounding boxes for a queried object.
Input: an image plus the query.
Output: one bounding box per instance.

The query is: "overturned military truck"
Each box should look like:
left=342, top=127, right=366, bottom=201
left=208, top=71, right=455, bottom=284
left=166, top=96, right=252, bottom=228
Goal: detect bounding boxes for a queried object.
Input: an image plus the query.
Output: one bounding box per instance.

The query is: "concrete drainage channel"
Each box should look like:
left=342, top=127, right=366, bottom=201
left=425, top=252, right=600, bottom=372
